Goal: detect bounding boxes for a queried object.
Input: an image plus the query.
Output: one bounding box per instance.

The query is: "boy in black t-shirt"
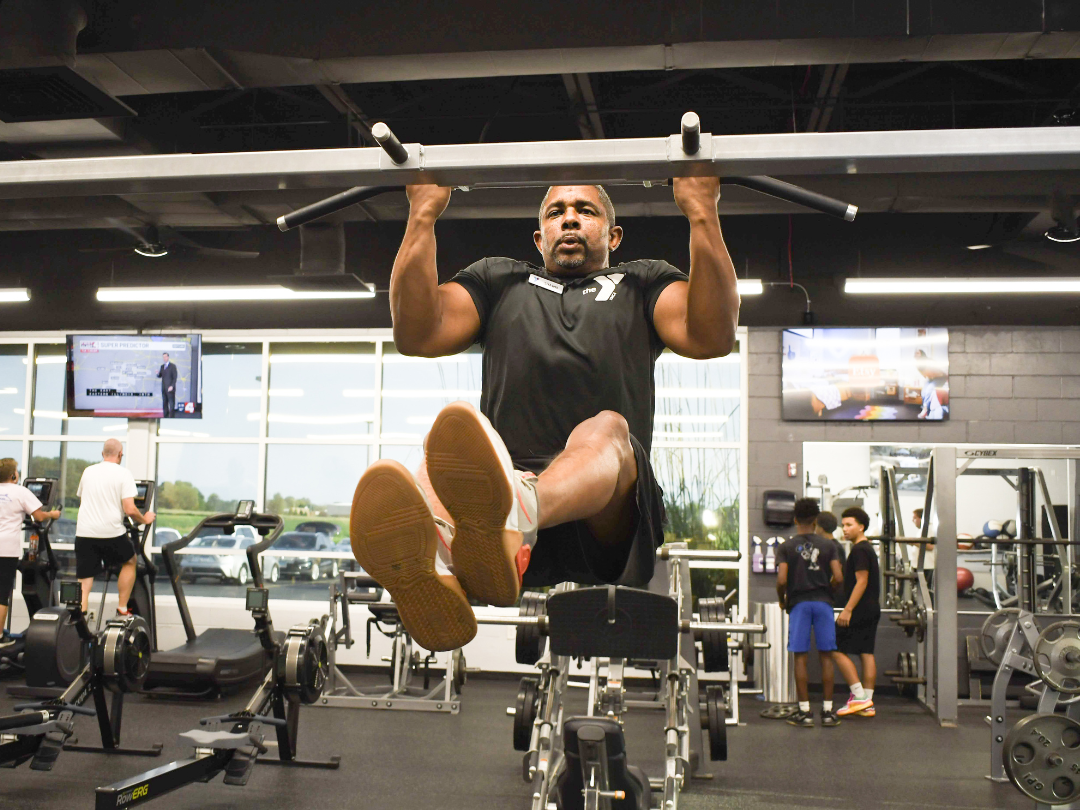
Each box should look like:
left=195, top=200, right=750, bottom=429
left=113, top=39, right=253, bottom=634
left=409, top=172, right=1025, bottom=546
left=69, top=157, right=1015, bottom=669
left=776, top=498, right=844, bottom=728
left=834, top=506, right=881, bottom=718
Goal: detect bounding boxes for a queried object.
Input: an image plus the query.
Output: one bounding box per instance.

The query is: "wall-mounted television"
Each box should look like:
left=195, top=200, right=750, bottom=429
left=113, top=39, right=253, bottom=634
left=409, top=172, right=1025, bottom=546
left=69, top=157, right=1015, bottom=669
left=782, top=328, right=949, bottom=421
left=66, top=334, right=203, bottom=418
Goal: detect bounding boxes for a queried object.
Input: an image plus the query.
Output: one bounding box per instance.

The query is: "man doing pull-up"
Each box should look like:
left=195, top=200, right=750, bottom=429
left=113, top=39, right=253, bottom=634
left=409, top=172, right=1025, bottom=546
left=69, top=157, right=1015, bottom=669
left=350, top=179, right=740, bottom=651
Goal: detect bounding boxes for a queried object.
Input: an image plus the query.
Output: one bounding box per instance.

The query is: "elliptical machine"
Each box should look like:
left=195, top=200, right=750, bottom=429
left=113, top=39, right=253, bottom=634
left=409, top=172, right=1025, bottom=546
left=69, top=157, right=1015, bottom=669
left=10, top=481, right=157, bottom=698
left=0, top=478, right=61, bottom=677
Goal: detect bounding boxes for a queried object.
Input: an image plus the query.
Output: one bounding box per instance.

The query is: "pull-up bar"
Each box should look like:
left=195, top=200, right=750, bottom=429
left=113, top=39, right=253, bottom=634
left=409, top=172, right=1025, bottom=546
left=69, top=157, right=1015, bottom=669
left=0, top=125, right=1075, bottom=202
left=276, top=112, right=857, bottom=231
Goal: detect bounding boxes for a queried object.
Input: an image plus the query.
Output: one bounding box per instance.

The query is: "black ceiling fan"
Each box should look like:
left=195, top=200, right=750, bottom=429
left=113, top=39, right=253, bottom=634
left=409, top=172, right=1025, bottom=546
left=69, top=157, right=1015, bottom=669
left=80, top=220, right=260, bottom=260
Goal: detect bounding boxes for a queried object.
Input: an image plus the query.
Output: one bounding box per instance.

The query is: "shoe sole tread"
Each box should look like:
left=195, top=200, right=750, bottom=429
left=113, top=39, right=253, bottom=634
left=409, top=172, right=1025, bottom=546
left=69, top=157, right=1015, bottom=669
left=426, top=403, right=520, bottom=607
left=350, top=460, right=475, bottom=651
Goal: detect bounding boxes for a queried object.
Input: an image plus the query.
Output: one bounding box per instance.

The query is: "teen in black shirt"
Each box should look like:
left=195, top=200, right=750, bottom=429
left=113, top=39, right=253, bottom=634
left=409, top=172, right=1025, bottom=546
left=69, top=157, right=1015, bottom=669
left=776, top=498, right=843, bottom=728
left=349, top=181, right=741, bottom=652
left=834, top=506, right=882, bottom=717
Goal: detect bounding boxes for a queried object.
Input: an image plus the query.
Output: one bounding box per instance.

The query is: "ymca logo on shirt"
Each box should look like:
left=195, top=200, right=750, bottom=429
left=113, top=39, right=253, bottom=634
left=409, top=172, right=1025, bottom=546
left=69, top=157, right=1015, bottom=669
left=581, top=273, right=625, bottom=301
left=797, top=541, right=821, bottom=571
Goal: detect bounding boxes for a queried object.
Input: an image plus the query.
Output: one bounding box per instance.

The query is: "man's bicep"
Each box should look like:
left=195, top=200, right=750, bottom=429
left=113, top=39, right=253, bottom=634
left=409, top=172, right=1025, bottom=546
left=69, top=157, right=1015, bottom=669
left=413, top=282, right=482, bottom=356
left=122, top=497, right=138, bottom=515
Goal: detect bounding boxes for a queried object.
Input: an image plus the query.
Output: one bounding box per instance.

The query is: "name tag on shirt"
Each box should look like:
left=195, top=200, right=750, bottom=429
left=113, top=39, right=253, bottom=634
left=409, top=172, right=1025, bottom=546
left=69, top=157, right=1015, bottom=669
left=528, top=274, right=564, bottom=295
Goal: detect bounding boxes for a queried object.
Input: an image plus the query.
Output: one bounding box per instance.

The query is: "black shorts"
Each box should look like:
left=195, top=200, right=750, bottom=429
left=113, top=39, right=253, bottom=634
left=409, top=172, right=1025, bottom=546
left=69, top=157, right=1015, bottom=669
left=836, top=613, right=881, bottom=655
left=0, top=557, right=17, bottom=604
left=75, top=535, right=135, bottom=579
left=520, top=433, right=665, bottom=588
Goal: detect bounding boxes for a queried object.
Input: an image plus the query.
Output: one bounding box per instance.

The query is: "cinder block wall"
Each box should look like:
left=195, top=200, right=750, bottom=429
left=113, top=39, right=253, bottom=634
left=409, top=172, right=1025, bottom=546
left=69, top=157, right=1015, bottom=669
left=747, top=327, right=1080, bottom=540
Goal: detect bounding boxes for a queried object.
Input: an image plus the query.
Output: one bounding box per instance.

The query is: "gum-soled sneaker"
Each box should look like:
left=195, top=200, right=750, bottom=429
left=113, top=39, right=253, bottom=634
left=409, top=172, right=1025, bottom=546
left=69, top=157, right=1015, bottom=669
left=858, top=704, right=876, bottom=717
left=425, top=401, right=538, bottom=607
left=350, top=459, right=475, bottom=651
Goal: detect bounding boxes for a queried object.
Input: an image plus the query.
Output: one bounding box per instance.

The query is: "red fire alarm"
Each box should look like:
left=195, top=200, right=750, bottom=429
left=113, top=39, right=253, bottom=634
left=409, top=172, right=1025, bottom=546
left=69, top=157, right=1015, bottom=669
left=787, top=463, right=797, bottom=478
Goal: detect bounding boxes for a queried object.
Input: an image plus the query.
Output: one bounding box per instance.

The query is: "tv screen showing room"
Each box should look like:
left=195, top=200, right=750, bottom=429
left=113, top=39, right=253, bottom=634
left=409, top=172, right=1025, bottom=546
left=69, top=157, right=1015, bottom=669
left=67, top=334, right=203, bottom=418
left=782, top=328, right=949, bottom=421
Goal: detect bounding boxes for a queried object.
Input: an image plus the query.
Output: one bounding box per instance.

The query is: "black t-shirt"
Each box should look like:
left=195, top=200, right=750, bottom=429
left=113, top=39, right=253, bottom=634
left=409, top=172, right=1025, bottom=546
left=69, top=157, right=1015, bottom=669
left=450, top=257, right=688, bottom=472
left=776, top=533, right=837, bottom=608
left=842, top=541, right=881, bottom=622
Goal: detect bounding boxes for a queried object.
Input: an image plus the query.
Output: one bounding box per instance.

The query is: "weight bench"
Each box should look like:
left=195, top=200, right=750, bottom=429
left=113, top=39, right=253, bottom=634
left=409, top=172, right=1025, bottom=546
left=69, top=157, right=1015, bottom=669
left=501, top=543, right=766, bottom=810
left=316, top=571, right=466, bottom=713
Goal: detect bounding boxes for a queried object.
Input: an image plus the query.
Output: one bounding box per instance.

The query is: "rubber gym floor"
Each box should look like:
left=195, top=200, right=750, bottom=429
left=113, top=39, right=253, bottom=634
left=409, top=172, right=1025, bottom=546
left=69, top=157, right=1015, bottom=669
left=1, top=674, right=1028, bottom=809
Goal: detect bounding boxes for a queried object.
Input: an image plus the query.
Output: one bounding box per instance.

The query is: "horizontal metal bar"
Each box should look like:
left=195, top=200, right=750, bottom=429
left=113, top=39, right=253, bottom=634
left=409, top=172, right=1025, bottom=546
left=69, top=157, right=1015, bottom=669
left=473, top=615, right=764, bottom=635
left=657, top=547, right=740, bottom=561
left=0, top=127, right=1077, bottom=200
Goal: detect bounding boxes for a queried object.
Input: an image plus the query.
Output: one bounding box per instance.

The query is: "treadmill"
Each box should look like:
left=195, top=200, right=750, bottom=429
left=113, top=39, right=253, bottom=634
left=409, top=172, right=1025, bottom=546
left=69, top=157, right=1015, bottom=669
left=142, top=501, right=284, bottom=698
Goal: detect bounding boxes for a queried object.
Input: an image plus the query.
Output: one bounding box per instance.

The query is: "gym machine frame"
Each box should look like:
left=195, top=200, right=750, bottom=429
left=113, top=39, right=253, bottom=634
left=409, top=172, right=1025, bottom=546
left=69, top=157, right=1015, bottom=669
left=0, top=581, right=160, bottom=770
left=489, top=544, right=765, bottom=810
left=96, top=502, right=339, bottom=810
left=931, top=446, right=1080, bottom=731
left=316, top=570, right=466, bottom=713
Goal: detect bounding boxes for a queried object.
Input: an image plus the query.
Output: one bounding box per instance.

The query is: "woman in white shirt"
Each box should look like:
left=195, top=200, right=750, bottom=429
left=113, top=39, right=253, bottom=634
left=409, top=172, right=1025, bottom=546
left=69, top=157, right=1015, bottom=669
left=0, top=458, right=61, bottom=642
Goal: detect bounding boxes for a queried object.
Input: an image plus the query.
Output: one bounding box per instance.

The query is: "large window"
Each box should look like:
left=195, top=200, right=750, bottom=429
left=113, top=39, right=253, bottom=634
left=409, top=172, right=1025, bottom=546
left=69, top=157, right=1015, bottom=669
left=1, top=333, right=748, bottom=610
left=380, top=346, right=482, bottom=442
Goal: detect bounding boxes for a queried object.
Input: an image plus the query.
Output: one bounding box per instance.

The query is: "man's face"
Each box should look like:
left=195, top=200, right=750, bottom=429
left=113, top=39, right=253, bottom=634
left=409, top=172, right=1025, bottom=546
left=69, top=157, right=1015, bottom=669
left=534, top=186, right=622, bottom=276
left=162, top=354, right=169, bottom=362
left=913, top=512, right=922, bottom=528
left=841, top=517, right=863, bottom=541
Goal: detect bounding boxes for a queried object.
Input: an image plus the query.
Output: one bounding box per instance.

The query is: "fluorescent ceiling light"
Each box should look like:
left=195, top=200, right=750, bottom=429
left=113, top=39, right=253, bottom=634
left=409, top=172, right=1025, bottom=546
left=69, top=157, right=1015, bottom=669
left=0, top=288, right=30, bottom=302
left=845, top=277, right=1080, bottom=294
left=737, top=279, right=763, bottom=295
left=965, top=244, right=993, bottom=250
left=36, top=356, right=66, bottom=364
left=97, top=285, right=375, bottom=302
left=380, top=389, right=482, bottom=398
left=0, top=388, right=17, bottom=395
left=133, top=244, right=169, bottom=258
left=102, top=425, right=129, bottom=432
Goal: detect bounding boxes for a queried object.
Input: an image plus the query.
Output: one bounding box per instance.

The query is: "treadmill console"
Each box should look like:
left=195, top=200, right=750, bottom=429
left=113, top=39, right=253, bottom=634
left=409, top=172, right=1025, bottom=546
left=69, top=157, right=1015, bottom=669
left=235, top=500, right=255, bottom=521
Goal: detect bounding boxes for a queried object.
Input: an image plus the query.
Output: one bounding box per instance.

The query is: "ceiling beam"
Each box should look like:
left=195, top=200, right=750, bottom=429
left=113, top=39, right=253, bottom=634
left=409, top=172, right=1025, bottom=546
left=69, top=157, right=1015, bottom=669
left=562, top=73, right=605, bottom=140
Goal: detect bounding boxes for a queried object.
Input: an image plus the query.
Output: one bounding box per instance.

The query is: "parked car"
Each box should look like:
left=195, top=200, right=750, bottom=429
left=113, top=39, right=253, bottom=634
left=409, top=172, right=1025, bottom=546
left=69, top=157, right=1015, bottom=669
left=294, top=520, right=342, bottom=537
left=149, top=527, right=183, bottom=574
left=334, top=536, right=358, bottom=572
left=177, top=528, right=260, bottom=584
left=269, top=531, right=338, bottom=581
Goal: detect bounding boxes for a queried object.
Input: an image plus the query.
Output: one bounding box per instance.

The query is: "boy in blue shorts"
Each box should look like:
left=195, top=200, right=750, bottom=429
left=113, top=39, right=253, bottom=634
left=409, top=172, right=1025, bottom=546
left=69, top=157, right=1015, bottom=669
left=776, top=497, right=843, bottom=728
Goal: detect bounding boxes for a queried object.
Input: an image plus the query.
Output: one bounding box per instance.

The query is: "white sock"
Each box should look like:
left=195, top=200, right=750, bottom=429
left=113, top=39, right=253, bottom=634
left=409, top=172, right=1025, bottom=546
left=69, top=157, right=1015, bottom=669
left=850, top=682, right=866, bottom=700
left=865, top=689, right=874, bottom=701
left=823, top=700, right=833, bottom=712
left=799, top=701, right=810, bottom=712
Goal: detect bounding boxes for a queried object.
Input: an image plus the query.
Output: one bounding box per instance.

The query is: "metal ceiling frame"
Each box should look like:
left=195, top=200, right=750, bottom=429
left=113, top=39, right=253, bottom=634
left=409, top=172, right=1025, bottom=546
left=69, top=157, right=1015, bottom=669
left=0, top=125, right=1077, bottom=201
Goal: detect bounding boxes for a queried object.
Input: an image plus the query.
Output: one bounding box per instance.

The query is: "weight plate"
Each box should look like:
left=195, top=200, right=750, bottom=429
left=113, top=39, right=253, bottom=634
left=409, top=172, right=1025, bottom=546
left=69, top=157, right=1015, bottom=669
left=515, top=593, right=546, bottom=665
left=915, top=607, right=927, bottom=644
left=895, top=652, right=909, bottom=696
left=1034, top=621, right=1080, bottom=695
left=759, top=704, right=798, bottom=720
left=97, top=615, right=152, bottom=693
left=699, top=598, right=728, bottom=673
left=1003, top=713, right=1080, bottom=805
left=513, top=677, right=539, bottom=751
left=452, top=649, right=467, bottom=692
left=706, top=685, right=728, bottom=761
left=981, top=608, right=1023, bottom=667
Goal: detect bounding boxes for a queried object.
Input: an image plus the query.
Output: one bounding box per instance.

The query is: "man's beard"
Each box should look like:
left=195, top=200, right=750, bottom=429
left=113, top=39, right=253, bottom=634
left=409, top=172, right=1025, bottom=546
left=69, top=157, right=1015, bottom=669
left=552, top=241, right=588, bottom=270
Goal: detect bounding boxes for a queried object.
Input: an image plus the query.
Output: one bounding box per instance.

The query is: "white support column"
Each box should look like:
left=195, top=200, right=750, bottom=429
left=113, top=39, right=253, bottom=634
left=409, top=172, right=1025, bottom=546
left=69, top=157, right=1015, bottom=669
left=738, top=327, right=749, bottom=624
left=19, top=342, right=34, bottom=478
left=124, top=420, right=157, bottom=481
left=256, top=341, right=270, bottom=511
left=932, top=446, right=958, bottom=727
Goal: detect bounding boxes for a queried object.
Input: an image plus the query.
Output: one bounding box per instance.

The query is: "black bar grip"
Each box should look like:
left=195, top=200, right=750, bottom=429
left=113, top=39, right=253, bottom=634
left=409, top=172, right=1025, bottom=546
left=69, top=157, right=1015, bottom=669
left=724, top=175, right=857, bottom=221
left=371, top=122, right=410, bottom=165
left=681, top=112, right=700, bottom=155
left=276, top=185, right=404, bottom=232
left=0, top=710, right=51, bottom=731
left=13, top=701, right=96, bottom=717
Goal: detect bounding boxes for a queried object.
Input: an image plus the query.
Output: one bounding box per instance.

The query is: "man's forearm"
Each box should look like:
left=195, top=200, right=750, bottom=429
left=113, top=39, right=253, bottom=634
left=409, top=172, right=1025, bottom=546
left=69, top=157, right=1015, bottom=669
left=684, top=213, right=740, bottom=356
left=843, top=580, right=867, bottom=613
left=390, top=214, right=443, bottom=354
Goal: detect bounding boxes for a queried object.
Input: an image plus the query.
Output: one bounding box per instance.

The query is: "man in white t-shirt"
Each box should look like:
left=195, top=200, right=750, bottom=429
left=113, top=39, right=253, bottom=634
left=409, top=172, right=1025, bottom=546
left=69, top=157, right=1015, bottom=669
left=0, top=458, right=62, bottom=642
left=75, top=439, right=155, bottom=615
